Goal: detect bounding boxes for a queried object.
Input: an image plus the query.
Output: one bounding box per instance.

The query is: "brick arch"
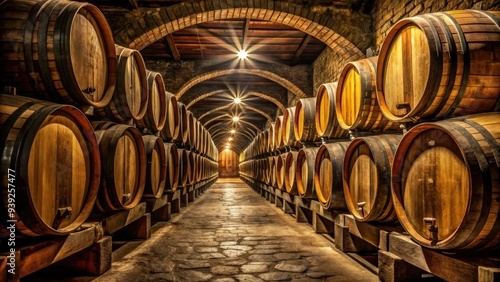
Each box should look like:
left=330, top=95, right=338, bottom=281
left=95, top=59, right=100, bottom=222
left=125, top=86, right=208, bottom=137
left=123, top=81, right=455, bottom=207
left=187, top=90, right=286, bottom=114
left=176, top=69, right=306, bottom=99
left=114, top=0, right=366, bottom=60
left=198, top=104, right=273, bottom=122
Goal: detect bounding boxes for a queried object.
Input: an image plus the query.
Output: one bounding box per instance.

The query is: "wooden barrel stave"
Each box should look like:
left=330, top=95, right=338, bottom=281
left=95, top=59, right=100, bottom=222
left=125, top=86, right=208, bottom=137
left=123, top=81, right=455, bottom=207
left=343, top=134, right=401, bottom=222
left=294, top=97, right=321, bottom=143
left=392, top=113, right=500, bottom=250
left=137, top=71, right=167, bottom=132
left=160, top=92, right=179, bottom=141
left=164, top=142, right=179, bottom=191
left=314, top=141, right=350, bottom=210
left=0, top=94, right=100, bottom=236
left=284, top=151, right=299, bottom=194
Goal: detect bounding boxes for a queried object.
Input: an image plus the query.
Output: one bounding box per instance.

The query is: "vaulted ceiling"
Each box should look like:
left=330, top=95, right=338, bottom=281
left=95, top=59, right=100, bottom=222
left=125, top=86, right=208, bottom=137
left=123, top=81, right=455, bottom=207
left=88, top=0, right=373, bottom=154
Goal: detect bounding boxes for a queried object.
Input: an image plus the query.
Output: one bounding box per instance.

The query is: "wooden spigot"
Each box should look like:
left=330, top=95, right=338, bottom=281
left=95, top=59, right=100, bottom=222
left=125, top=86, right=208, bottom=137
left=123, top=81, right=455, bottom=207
left=424, top=217, right=438, bottom=245
left=357, top=201, right=367, bottom=217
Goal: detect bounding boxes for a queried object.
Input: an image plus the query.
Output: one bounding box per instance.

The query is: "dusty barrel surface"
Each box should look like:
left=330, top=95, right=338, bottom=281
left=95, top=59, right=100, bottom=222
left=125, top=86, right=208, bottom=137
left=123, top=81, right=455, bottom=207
left=160, top=92, right=179, bottom=141
left=163, top=143, right=180, bottom=191
left=138, top=71, right=167, bottom=132
left=0, top=0, right=117, bottom=107
left=314, top=141, right=350, bottom=210
left=376, top=10, right=500, bottom=122
left=315, top=83, right=349, bottom=139
left=343, top=134, right=401, bottom=222
left=96, top=45, right=148, bottom=122
left=296, top=147, right=319, bottom=199
left=142, top=135, right=166, bottom=198
left=93, top=121, right=146, bottom=211
left=392, top=113, right=500, bottom=250
left=336, top=57, right=399, bottom=132
left=295, top=97, right=321, bottom=143
left=0, top=95, right=100, bottom=236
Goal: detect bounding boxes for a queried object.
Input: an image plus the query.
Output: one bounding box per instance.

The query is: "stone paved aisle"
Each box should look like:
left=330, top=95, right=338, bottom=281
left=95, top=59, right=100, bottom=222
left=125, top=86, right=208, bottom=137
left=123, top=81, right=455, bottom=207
left=95, top=178, right=378, bottom=282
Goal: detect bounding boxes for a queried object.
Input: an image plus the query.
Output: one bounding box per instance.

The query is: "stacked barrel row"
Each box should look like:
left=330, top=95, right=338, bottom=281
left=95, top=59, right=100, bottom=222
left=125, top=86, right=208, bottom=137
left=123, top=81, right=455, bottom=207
left=0, top=0, right=218, bottom=237
left=241, top=9, right=500, bottom=251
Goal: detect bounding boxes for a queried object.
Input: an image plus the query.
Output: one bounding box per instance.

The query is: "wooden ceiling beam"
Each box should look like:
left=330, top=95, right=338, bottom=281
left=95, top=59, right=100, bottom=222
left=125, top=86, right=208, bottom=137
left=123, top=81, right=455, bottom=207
left=242, top=18, right=250, bottom=49
left=164, top=34, right=181, bottom=61
left=128, top=0, right=139, bottom=9
left=291, top=34, right=312, bottom=65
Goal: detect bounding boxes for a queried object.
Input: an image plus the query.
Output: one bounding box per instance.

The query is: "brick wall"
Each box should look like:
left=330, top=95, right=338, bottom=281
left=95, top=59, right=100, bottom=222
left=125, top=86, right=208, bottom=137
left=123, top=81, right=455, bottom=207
left=312, top=47, right=347, bottom=95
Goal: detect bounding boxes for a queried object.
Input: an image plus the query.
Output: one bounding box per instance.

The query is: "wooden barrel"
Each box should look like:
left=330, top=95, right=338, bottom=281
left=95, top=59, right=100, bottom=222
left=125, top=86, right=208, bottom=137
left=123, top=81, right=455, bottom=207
left=164, top=142, right=179, bottom=191
left=186, top=150, right=195, bottom=185
left=142, top=135, right=166, bottom=198
left=175, top=102, right=189, bottom=144
left=268, top=124, right=276, bottom=153
left=92, top=122, right=146, bottom=211
left=284, top=151, right=299, bottom=194
left=343, top=134, right=401, bottom=222
left=95, top=45, right=148, bottom=122
left=336, top=57, right=399, bottom=132
left=392, top=113, right=500, bottom=250
left=187, top=110, right=196, bottom=150
left=275, top=115, right=284, bottom=150
left=316, top=82, right=342, bottom=138
left=283, top=107, right=301, bottom=147
left=296, top=147, right=319, bottom=199
left=276, top=153, right=287, bottom=190
left=376, top=10, right=500, bottom=123
left=137, top=71, right=167, bottom=132
left=177, top=148, right=189, bottom=187
left=314, top=142, right=350, bottom=210
left=0, top=0, right=117, bottom=107
left=160, top=92, right=179, bottom=141
left=294, top=97, right=321, bottom=143
left=0, top=94, right=100, bottom=236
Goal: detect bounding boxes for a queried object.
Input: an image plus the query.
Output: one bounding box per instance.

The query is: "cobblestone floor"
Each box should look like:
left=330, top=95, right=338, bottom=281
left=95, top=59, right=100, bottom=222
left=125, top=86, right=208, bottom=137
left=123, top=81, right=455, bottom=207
left=96, top=178, right=378, bottom=281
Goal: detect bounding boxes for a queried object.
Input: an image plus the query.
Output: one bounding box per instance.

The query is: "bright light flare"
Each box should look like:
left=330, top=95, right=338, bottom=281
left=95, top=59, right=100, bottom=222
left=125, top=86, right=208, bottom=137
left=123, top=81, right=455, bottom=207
left=237, top=50, right=248, bottom=59
left=230, top=129, right=236, bottom=134
left=234, top=97, right=241, bottom=104
left=232, top=116, right=239, bottom=122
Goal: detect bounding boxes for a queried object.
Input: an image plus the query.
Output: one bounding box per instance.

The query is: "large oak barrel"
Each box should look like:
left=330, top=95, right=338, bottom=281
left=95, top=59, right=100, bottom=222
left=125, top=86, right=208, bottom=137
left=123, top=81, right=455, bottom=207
left=336, top=57, right=399, bottom=132
left=294, top=97, right=321, bottom=143
left=137, top=71, right=167, bottom=132
left=314, top=83, right=349, bottom=139
left=276, top=153, right=287, bottom=190
left=142, top=135, right=166, bottom=198
left=376, top=10, right=500, bottom=122
left=284, top=151, right=299, bottom=194
left=160, top=92, right=179, bottom=141
left=296, top=147, right=319, bottom=198
left=392, top=113, right=500, bottom=250
left=314, top=142, right=350, bottom=210
left=187, top=110, right=196, bottom=149
left=92, top=122, right=146, bottom=211
left=175, top=102, right=189, bottom=145
left=343, top=134, right=401, bottom=222
left=283, top=107, right=301, bottom=147
left=0, top=95, right=100, bottom=236
left=0, top=0, right=117, bottom=108
left=177, top=148, right=189, bottom=187
left=95, top=45, right=148, bottom=122
left=163, top=142, right=179, bottom=191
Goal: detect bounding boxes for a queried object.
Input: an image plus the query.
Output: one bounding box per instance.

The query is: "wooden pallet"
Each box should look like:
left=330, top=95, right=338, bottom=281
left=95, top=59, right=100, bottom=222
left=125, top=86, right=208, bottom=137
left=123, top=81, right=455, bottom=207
left=247, top=177, right=500, bottom=282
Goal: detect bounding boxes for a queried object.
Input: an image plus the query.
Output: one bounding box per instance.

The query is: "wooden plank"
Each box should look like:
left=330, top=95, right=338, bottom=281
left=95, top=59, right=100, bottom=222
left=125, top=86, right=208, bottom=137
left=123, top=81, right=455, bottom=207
left=291, top=34, right=311, bottom=65
left=388, top=233, right=500, bottom=281
left=378, top=250, right=423, bottom=282
left=15, top=225, right=101, bottom=278
left=242, top=18, right=250, bottom=48
left=310, top=200, right=341, bottom=224
left=120, top=214, right=151, bottom=240
left=164, top=34, right=180, bottom=61
left=152, top=203, right=172, bottom=221
left=102, top=203, right=147, bottom=235
left=313, top=211, right=335, bottom=234
left=56, top=236, right=112, bottom=276
left=145, top=194, right=169, bottom=212
left=342, top=214, right=382, bottom=248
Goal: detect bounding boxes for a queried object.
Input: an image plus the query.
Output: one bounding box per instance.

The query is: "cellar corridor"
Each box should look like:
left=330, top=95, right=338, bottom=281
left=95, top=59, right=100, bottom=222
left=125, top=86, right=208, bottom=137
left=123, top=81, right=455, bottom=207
left=44, top=178, right=377, bottom=282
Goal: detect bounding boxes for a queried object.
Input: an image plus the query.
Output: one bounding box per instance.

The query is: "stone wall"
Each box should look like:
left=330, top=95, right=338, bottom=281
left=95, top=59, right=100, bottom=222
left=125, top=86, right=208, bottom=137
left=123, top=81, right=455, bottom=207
left=312, top=48, right=347, bottom=95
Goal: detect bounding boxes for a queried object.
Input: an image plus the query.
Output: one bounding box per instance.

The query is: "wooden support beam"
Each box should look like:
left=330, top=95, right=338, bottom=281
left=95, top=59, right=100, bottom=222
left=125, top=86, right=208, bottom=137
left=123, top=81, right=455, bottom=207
left=291, top=34, right=312, bottom=65
left=128, top=0, right=139, bottom=9
left=164, top=34, right=181, bottom=61
left=242, top=18, right=250, bottom=49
